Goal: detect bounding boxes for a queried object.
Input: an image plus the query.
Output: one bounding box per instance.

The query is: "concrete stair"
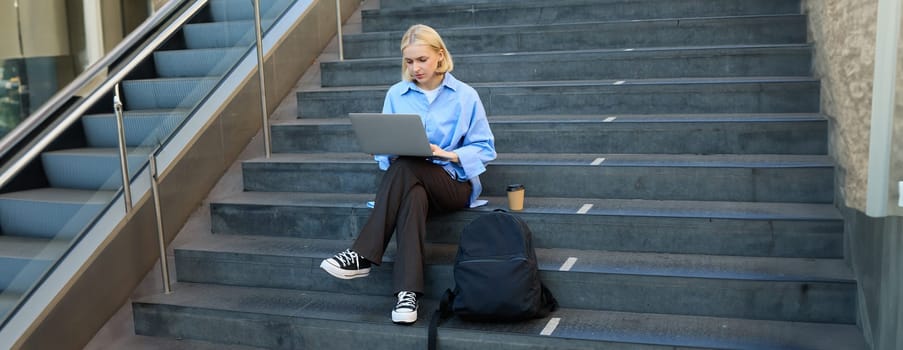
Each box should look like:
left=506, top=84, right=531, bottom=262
left=322, top=45, right=814, bottom=87
left=271, top=114, right=829, bottom=155
left=299, top=77, right=820, bottom=118
left=134, top=283, right=866, bottom=350
left=130, top=0, right=869, bottom=348
left=362, top=0, right=802, bottom=32
left=341, top=15, right=807, bottom=59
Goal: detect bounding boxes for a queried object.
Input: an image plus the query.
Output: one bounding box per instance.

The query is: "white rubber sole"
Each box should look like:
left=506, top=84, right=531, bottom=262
left=392, top=309, right=417, bottom=324
left=319, top=259, right=370, bottom=280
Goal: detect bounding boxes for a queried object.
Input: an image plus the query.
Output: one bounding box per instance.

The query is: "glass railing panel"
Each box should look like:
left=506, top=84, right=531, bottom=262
left=0, top=0, right=98, bottom=138
left=0, top=0, right=161, bottom=141
left=0, top=0, right=300, bottom=327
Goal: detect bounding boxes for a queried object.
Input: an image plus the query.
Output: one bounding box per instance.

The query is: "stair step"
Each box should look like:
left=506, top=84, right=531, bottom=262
left=0, top=292, right=21, bottom=317
left=343, top=15, right=806, bottom=59
left=272, top=114, right=828, bottom=155
left=0, top=258, right=45, bottom=294
left=0, top=188, right=116, bottom=239
left=82, top=110, right=188, bottom=148
left=207, top=0, right=292, bottom=22
left=106, top=335, right=268, bottom=350
left=181, top=20, right=277, bottom=50
left=298, top=77, right=819, bottom=118
left=153, top=47, right=246, bottom=78
left=209, top=192, right=842, bottom=258
left=180, top=234, right=853, bottom=284
left=0, top=235, right=68, bottom=261
left=133, top=283, right=867, bottom=349
left=241, top=153, right=833, bottom=203
left=175, top=234, right=854, bottom=323
left=322, top=45, right=812, bottom=87
left=363, top=0, right=800, bottom=32
left=378, top=0, right=801, bottom=11
left=122, top=77, right=219, bottom=110
left=41, top=148, right=151, bottom=191
left=0, top=235, right=66, bottom=292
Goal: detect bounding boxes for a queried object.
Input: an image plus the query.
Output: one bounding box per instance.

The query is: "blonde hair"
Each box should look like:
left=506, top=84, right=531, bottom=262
left=399, top=24, right=454, bottom=81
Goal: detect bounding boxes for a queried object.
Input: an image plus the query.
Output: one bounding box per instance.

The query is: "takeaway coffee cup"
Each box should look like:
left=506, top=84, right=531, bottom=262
left=507, top=184, right=525, bottom=211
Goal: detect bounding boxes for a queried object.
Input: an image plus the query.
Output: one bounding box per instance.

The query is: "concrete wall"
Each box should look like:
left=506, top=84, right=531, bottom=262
left=804, top=1, right=903, bottom=349
left=803, top=0, right=878, bottom=212
left=844, top=210, right=903, bottom=350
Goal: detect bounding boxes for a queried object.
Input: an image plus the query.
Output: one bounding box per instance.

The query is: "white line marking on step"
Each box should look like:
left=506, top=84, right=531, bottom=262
left=591, top=158, right=606, bottom=166
left=603, top=117, right=617, bottom=122
left=613, top=80, right=625, bottom=85
left=540, top=317, right=561, bottom=336
left=559, top=257, right=578, bottom=271
left=577, top=204, right=593, bottom=214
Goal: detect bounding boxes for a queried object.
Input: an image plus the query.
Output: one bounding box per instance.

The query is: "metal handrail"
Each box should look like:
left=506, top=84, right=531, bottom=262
left=0, top=0, right=210, bottom=190
left=113, top=84, right=132, bottom=211
left=336, top=0, right=345, bottom=61
left=254, top=0, right=272, bottom=159
left=0, top=0, right=190, bottom=163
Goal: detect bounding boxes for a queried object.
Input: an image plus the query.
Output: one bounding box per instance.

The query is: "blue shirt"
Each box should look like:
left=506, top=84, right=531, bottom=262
left=375, top=73, right=496, bottom=207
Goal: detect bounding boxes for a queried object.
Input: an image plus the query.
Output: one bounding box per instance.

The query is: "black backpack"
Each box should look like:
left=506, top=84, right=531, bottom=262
left=428, top=210, right=558, bottom=349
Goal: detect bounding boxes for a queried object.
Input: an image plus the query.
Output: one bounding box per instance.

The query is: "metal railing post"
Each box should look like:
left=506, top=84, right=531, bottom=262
left=252, top=0, right=272, bottom=158
left=336, top=0, right=344, bottom=61
left=113, top=84, right=133, bottom=211
left=149, top=152, right=172, bottom=294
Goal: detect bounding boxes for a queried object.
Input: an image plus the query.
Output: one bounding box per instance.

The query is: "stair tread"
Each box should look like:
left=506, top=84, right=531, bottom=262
left=348, top=13, right=804, bottom=37
left=0, top=235, right=68, bottom=260
left=273, top=113, right=827, bottom=126
left=108, top=335, right=268, bottom=350
left=134, top=283, right=867, bottom=350
left=0, top=292, right=20, bottom=315
left=0, top=188, right=116, bottom=204
left=178, top=234, right=854, bottom=282
left=123, top=76, right=221, bottom=83
left=364, top=0, right=800, bottom=15
left=324, top=43, right=812, bottom=64
left=247, top=152, right=832, bottom=168
left=300, top=76, right=817, bottom=93
left=42, top=147, right=155, bottom=156
left=214, top=191, right=841, bottom=221
left=82, top=109, right=190, bottom=118
left=155, top=47, right=248, bottom=55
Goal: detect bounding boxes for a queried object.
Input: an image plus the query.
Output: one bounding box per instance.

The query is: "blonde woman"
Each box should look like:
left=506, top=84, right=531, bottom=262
left=321, top=24, right=496, bottom=324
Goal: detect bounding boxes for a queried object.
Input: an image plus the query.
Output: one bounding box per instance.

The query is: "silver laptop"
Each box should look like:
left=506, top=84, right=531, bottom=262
left=349, top=113, right=433, bottom=156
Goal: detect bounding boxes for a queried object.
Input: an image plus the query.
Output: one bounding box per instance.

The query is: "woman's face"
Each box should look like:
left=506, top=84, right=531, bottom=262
left=403, top=44, right=444, bottom=89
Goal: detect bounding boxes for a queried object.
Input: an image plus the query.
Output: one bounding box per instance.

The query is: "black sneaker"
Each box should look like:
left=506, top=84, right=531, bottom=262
left=320, top=249, right=371, bottom=279
left=391, top=291, right=418, bottom=324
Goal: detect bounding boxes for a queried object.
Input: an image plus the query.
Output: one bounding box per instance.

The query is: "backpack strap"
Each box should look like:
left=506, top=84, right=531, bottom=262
left=427, top=289, right=455, bottom=350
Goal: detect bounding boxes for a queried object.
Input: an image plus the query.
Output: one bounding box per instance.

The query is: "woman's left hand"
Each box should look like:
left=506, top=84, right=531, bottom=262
left=430, top=144, right=459, bottom=163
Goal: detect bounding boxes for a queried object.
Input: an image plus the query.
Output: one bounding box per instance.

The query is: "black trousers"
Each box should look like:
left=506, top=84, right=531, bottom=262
left=352, top=157, right=472, bottom=294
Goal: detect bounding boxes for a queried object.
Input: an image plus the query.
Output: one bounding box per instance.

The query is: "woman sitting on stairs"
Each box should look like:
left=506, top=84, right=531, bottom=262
left=320, top=24, right=496, bottom=325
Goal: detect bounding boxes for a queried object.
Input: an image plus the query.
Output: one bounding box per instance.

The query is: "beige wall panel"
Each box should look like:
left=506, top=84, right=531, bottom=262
left=219, top=74, right=265, bottom=163
left=0, top=0, right=20, bottom=59
left=158, top=122, right=230, bottom=240
left=19, top=0, right=70, bottom=57
left=804, top=0, right=879, bottom=211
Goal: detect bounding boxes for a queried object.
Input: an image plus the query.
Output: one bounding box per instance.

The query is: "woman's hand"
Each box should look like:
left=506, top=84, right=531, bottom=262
left=430, top=144, right=459, bottom=163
